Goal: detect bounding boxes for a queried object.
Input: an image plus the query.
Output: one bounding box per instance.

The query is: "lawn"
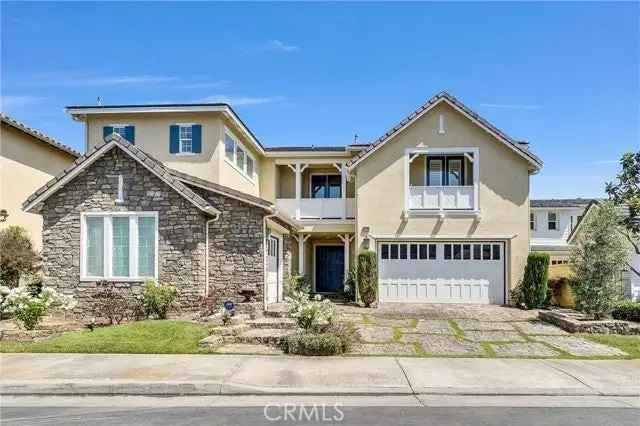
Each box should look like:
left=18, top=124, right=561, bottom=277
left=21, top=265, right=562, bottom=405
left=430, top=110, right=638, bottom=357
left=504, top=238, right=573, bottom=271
left=584, top=334, right=640, bottom=359
left=0, top=320, right=211, bottom=354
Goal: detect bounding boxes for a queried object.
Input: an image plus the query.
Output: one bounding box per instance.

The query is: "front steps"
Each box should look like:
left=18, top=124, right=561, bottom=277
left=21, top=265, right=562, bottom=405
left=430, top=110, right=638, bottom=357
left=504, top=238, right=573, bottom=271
left=199, top=304, right=295, bottom=352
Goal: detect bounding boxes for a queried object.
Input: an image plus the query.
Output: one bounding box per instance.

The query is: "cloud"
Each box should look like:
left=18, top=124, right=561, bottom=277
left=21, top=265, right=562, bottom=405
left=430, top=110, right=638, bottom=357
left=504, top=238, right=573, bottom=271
left=196, top=95, right=284, bottom=106
left=479, top=103, right=542, bottom=110
left=0, top=95, right=46, bottom=108
left=32, top=72, right=178, bottom=87
left=261, top=39, right=300, bottom=53
left=173, top=80, right=230, bottom=89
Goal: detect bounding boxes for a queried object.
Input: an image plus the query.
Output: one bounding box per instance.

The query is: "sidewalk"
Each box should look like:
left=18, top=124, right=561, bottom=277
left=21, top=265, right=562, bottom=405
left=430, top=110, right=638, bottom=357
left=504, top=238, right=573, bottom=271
left=1, top=354, right=638, bottom=396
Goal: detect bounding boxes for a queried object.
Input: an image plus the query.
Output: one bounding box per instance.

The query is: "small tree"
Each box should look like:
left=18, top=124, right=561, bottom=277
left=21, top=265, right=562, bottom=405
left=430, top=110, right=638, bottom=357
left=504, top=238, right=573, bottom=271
left=570, top=201, right=629, bottom=319
left=0, top=226, right=40, bottom=288
left=356, top=251, right=377, bottom=307
left=520, top=252, right=550, bottom=308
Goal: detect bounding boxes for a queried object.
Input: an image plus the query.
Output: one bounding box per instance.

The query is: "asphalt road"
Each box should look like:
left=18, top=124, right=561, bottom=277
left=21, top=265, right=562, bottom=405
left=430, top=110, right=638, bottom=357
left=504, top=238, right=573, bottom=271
left=2, top=396, right=639, bottom=426
left=2, top=406, right=639, bottom=426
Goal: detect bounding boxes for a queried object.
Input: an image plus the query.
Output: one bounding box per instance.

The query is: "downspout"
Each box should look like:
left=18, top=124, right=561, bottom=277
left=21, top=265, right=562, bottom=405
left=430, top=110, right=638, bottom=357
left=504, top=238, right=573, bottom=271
left=204, top=213, right=220, bottom=298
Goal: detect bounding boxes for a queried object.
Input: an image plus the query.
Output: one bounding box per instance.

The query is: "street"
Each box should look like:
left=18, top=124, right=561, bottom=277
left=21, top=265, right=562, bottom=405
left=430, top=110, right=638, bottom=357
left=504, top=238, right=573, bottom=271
left=2, top=396, right=639, bottom=426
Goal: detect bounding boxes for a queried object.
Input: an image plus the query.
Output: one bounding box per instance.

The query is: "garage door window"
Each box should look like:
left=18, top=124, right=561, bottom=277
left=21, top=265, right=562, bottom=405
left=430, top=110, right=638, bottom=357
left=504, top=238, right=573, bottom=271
left=473, top=244, right=481, bottom=260
left=382, top=243, right=437, bottom=260
left=444, top=243, right=500, bottom=261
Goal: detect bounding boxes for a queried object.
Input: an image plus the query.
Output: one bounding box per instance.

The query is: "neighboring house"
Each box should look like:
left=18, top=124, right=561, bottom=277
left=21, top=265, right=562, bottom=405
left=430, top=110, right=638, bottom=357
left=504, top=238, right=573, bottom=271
left=23, top=91, right=542, bottom=313
left=1, top=113, right=80, bottom=250
left=567, top=201, right=640, bottom=301
left=529, top=198, right=594, bottom=277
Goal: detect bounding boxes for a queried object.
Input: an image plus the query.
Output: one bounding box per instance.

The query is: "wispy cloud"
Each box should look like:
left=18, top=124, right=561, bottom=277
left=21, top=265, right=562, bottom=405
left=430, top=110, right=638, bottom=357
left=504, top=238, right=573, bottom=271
left=260, top=39, right=300, bottom=53
left=479, top=103, right=542, bottom=110
left=32, top=72, right=178, bottom=87
left=0, top=95, right=46, bottom=108
left=173, top=80, right=230, bottom=89
left=197, top=94, right=284, bottom=106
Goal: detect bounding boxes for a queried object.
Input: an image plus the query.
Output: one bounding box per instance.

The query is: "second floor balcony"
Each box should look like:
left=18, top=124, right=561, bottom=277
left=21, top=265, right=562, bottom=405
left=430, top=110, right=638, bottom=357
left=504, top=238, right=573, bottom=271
left=274, top=161, right=355, bottom=221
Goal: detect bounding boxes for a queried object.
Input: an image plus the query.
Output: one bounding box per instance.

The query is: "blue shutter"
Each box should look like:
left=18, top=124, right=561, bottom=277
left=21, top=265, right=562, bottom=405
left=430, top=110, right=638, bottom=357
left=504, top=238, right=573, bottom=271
left=103, top=126, right=113, bottom=140
left=192, top=124, right=202, bottom=153
left=169, top=125, right=179, bottom=153
left=124, top=126, right=135, bottom=144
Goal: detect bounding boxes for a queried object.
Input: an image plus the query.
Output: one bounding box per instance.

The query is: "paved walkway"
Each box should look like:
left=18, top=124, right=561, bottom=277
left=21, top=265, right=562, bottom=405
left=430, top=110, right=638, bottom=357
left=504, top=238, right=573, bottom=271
left=1, top=353, right=638, bottom=396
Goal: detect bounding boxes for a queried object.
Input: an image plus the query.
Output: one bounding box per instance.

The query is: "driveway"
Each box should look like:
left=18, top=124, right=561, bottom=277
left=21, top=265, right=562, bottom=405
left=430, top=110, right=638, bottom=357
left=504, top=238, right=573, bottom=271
left=336, top=304, right=632, bottom=358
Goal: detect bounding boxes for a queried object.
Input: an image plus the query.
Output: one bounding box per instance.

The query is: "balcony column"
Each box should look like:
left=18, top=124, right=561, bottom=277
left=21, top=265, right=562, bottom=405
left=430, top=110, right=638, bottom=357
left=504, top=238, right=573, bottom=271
left=334, top=162, right=347, bottom=219
left=288, top=163, right=308, bottom=220
left=337, top=233, right=355, bottom=276
left=295, top=233, right=310, bottom=275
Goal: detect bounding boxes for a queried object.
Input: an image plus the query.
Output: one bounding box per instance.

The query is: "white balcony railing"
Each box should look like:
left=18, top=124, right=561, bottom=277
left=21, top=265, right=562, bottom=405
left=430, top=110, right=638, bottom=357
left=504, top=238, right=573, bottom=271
left=409, top=186, right=474, bottom=210
left=276, top=198, right=355, bottom=220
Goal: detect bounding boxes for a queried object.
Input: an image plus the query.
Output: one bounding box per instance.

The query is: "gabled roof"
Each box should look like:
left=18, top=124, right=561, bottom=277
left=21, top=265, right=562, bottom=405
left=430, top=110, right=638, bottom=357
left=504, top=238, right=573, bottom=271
left=65, top=103, right=265, bottom=155
left=346, top=91, right=543, bottom=172
left=1, top=113, right=80, bottom=158
left=22, top=133, right=220, bottom=216
left=531, top=198, right=597, bottom=208
left=166, top=168, right=273, bottom=210
left=567, top=200, right=633, bottom=244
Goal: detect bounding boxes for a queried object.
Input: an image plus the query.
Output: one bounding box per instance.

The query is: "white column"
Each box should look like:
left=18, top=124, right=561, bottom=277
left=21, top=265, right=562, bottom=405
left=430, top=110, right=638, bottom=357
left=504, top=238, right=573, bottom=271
left=341, top=164, right=347, bottom=219
left=297, top=233, right=310, bottom=275
left=295, top=164, right=302, bottom=220
left=337, top=234, right=354, bottom=276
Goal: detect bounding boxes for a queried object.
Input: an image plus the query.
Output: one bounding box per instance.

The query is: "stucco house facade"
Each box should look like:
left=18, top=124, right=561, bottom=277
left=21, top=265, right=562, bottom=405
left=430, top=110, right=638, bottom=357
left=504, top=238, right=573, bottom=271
left=23, top=92, right=543, bottom=313
left=1, top=113, right=80, bottom=250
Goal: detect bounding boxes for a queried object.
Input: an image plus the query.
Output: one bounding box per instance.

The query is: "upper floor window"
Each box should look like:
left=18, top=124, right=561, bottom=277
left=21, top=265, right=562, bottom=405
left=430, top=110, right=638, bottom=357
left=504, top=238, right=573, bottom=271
left=103, top=124, right=135, bottom=144
left=169, top=124, right=201, bottom=155
left=548, top=212, right=559, bottom=230
left=426, top=156, right=466, bottom=186
left=530, top=212, right=536, bottom=231
left=224, top=132, right=255, bottom=181
left=311, top=174, right=341, bottom=199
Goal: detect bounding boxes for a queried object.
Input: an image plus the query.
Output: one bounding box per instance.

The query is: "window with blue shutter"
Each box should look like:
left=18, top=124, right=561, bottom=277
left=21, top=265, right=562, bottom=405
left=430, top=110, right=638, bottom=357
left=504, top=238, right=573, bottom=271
left=169, top=125, right=179, bottom=153
left=192, top=124, right=202, bottom=153
left=124, top=126, right=135, bottom=144
left=103, top=126, right=114, bottom=140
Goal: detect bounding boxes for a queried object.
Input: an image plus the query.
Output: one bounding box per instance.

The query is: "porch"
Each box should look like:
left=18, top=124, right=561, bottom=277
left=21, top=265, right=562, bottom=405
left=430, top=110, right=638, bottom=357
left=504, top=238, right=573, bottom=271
left=274, top=160, right=356, bottom=221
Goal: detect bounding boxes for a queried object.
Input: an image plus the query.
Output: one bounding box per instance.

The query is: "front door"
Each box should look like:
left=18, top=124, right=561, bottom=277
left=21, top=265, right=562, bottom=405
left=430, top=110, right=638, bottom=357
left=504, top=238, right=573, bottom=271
left=315, top=245, right=345, bottom=293
left=266, top=235, right=279, bottom=304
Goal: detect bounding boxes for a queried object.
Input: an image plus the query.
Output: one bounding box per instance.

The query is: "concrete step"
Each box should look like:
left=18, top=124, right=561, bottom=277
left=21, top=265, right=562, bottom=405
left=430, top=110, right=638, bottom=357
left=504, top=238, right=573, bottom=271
left=215, top=343, right=285, bottom=355
left=225, top=328, right=294, bottom=346
left=198, top=335, right=224, bottom=349
left=246, top=318, right=296, bottom=329
left=264, top=305, right=290, bottom=318
left=208, top=324, right=250, bottom=336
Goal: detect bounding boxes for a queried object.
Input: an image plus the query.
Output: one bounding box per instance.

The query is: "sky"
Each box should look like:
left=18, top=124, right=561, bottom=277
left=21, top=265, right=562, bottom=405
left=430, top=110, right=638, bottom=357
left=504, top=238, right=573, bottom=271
left=1, top=2, right=638, bottom=199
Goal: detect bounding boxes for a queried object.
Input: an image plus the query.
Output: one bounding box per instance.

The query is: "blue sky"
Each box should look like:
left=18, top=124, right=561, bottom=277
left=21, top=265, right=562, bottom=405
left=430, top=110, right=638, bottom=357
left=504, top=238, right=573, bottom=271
left=1, top=2, right=638, bottom=198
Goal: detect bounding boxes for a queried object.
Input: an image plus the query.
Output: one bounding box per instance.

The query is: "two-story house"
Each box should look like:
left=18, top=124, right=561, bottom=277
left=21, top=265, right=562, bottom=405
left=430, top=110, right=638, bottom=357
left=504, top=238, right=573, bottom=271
left=22, top=92, right=542, bottom=313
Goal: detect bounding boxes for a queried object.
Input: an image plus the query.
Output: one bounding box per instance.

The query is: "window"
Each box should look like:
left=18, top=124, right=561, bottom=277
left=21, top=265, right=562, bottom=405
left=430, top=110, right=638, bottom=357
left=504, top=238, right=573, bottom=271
left=482, top=244, right=491, bottom=260
left=530, top=212, right=536, bottom=231
left=311, top=175, right=342, bottom=199
left=381, top=244, right=389, bottom=260
left=492, top=244, right=501, bottom=260
left=463, top=244, right=471, bottom=260
left=447, top=158, right=463, bottom=186
left=390, top=244, right=399, bottom=259
left=179, top=125, right=193, bottom=153
left=112, top=125, right=127, bottom=138
left=224, top=132, right=255, bottom=180
left=428, top=159, right=443, bottom=186
left=429, top=244, right=437, bottom=260
left=453, top=244, right=462, bottom=260
left=548, top=212, right=558, bottom=230
left=410, top=244, right=418, bottom=259
left=473, top=244, right=481, bottom=260
left=419, top=244, right=428, bottom=259
left=444, top=244, right=452, bottom=260
left=104, top=125, right=134, bottom=143
left=399, top=244, right=407, bottom=259
left=81, top=213, right=157, bottom=280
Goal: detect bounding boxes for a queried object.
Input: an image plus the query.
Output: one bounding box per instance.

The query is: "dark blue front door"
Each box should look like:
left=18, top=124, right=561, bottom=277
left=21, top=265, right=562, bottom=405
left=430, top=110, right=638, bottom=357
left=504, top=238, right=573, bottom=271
left=315, top=246, right=345, bottom=293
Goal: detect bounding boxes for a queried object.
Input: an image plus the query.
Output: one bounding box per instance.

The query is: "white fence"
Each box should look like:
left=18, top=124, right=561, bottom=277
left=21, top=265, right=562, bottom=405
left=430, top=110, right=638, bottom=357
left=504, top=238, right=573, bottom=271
left=409, top=186, right=474, bottom=210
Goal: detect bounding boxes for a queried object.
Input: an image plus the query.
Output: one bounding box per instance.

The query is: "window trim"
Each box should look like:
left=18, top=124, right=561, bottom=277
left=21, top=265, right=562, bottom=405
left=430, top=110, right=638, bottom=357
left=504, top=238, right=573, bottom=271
left=309, top=173, right=342, bottom=199
left=175, top=123, right=195, bottom=155
left=223, top=128, right=256, bottom=183
left=548, top=211, right=559, bottom=231
left=80, top=211, right=159, bottom=282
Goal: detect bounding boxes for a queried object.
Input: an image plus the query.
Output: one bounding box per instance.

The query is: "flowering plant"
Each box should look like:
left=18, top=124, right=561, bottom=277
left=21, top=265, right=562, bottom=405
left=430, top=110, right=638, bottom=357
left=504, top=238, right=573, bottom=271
left=286, top=290, right=335, bottom=331
left=0, top=285, right=76, bottom=330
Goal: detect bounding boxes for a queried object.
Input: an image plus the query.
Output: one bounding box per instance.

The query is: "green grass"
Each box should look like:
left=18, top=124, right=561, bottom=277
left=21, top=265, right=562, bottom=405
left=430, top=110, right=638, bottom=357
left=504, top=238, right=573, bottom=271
left=0, top=320, right=211, bottom=354
left=583, top=334, right=640, bottom=359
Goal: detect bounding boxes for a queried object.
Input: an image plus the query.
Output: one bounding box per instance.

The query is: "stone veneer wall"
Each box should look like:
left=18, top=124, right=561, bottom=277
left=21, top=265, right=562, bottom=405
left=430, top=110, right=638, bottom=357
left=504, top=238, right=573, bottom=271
left=40, top=148, right=208, bottom=315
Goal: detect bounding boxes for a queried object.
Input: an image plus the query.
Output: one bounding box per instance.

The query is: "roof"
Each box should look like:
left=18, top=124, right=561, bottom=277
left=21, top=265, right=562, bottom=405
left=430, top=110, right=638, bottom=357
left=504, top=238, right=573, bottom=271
left=346, top=91, right=543, bottom=171
left=531, top=198, right=597, bottom=208
left=65, top=103, right=265, bottom=155
left=166, top=168, right=274, bottom=210
left=567, top=200, right=634, bottom=243
left=265, top=146, right=348, bottom=153
left=1, top=113, right=80, bottom=158
left=22, top=133, right=220, bottom=216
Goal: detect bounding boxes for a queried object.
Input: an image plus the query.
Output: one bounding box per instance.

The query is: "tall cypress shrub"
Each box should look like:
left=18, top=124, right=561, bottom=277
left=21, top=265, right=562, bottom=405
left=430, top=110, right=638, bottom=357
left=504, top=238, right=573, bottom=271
left=521, top=252, right=550, bottom=308
left=356, top=250, right=378, bottom=307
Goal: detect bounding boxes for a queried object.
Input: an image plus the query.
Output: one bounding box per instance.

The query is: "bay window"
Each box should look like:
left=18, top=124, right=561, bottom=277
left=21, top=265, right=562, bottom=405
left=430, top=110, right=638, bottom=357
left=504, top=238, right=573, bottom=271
left=81, top=212, right=158, bottom=281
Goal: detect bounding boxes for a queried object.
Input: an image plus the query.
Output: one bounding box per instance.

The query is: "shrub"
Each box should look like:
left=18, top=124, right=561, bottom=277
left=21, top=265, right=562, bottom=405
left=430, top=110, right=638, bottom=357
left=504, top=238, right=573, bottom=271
left=284, top=275, right=309, bottom=299
left=91, top=281, right=133, bottom=325
left=0, top=226, right=40, bottom=288
left=142, top=280, right=178, bottom=319
left=25, top=274, right=43, bottom=297
left=342, top=267, right=357, bottom=302
left=611, top=301, right=640, bottom=322
left=357, top=250, right=377, bottom=307
left=283, top=324, right=354, bottom=356
left=520, top=252, right=550, bottom=308
left=0, top=285, right=76, bottom=330
left=286, top=290, right=335, bottom=331
left=570, top=201, right=629, bottom=319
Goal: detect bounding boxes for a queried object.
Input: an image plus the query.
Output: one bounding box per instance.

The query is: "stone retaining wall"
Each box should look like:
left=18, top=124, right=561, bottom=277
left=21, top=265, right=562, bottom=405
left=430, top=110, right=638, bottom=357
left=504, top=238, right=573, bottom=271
left=539, top=309, right=640, bottom=335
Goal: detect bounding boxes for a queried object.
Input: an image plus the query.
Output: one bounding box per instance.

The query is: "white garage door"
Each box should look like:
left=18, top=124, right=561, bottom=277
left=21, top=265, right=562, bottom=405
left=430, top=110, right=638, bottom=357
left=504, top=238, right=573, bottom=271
left=378, top=241, right=505, bottom=304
